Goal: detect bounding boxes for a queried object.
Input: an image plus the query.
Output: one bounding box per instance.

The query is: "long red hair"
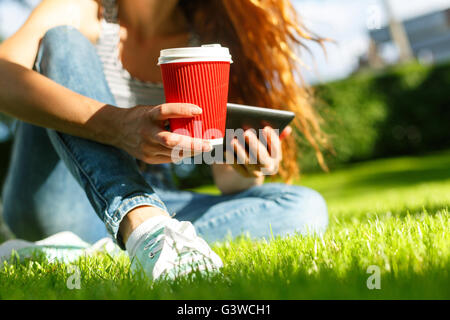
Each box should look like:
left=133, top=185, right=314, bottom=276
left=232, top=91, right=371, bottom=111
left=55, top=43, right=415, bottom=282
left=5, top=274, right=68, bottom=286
left=180, top=0, right=329, bottom=181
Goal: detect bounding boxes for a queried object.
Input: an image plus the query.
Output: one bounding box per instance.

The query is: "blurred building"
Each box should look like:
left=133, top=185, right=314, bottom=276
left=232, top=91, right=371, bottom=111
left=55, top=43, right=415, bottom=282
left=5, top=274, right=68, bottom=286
left=366, top=8, right=450, bottom=67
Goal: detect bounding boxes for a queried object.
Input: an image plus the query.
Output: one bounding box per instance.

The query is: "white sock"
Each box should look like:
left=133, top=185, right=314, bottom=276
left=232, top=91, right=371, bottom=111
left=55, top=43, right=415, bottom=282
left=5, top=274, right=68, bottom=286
left=125, top=215, right=172, bottom=258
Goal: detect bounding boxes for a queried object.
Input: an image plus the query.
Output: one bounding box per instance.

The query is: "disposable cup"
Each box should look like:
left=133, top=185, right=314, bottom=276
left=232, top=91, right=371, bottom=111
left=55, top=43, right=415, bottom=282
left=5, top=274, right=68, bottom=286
left=158, top=44, right=232, bottom=146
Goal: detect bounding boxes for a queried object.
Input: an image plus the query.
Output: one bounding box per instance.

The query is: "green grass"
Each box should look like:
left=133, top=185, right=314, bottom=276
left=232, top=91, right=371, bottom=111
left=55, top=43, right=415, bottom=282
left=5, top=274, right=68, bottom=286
left=1, top=151, right=449, bottom=299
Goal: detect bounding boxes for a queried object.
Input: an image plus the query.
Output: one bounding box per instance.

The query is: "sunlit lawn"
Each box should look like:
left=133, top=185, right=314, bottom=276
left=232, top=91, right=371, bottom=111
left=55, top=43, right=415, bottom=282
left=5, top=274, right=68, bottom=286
left=1, top=151, right=449, bottom=299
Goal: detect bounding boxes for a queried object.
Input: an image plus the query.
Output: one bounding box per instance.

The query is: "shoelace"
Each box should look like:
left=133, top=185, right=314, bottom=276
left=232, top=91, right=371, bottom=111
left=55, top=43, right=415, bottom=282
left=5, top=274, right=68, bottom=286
left=165, top=224, right=213, bottom=259
left=143, top=225, right=214, bottom=267
left=143, top=233, right=167, bottom=258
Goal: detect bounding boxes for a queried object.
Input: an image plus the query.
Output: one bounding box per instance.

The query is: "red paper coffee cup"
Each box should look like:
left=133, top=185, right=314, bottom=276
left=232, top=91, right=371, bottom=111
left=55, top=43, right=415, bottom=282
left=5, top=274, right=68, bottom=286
left=158, top=44, right=232, bottom=146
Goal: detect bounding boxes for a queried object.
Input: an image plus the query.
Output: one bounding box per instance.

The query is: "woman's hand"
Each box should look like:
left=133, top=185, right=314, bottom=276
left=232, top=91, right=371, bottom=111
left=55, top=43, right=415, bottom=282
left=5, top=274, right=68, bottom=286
left=114, top=103, right=212, bottom=164
left=212, top=126, right=291, bottom=194
left=227, top=126, right=291, bottom=178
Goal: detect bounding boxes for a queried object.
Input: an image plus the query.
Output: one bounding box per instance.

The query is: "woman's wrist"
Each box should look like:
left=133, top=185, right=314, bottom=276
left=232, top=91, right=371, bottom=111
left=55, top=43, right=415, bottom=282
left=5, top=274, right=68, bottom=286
left=212, top=164, right=264, bottom=194
left=84, top=102, right=125, bottom=148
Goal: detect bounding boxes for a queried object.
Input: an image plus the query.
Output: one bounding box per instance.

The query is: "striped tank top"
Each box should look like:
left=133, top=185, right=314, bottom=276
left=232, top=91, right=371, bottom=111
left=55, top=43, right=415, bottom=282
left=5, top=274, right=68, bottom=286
left=95, top=0, right=200, bottom=187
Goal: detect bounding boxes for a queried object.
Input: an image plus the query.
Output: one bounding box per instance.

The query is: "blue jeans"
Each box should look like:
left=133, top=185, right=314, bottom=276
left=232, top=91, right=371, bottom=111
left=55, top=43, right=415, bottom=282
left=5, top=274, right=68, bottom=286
left=1, top=26, right=328, bottom=249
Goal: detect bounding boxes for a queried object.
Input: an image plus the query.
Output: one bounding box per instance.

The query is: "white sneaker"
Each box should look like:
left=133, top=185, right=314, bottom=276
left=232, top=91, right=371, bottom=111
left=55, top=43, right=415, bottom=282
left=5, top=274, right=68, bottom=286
left=0, top=231, right=122, bottom=264
left=126, top=216, right=223, bottom=281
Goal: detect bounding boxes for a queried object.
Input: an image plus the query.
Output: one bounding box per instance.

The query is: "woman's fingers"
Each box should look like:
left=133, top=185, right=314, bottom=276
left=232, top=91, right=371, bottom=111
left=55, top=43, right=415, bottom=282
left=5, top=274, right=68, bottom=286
left=263, top=126, right=282, bottom=161
left=232, top=138, right=250, bottom=165
left=150, top=145, right=201, bottom=159
left=141, top=144, right=203, bottom=163
left=148, top=103, right=212, bottom=156
left=120, top=104, right=211, bottom=165
left=155, top=131, right=212, bottom=153
left=139, top=103, right=285, bottom=171
left=279, top=125, right=292, bottom=141
left=142, top=155, right=174, bottom=164
left=151, top=103, right=202, bottom=121
left=232, top=163, right=255, bottom=178
left=231, top=138, right=264, bottom=178
left=244, top=129, right=272, bottom=168
left=235, top=164, right=262, bottom=178
left=228, top=128, right=282, bottom=178
left=224, top=151, right=249, bottom=177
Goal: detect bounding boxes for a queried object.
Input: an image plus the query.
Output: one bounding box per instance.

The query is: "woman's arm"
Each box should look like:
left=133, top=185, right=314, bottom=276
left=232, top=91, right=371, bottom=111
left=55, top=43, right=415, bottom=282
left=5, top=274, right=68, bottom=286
left=0, top=0, right=109, bottom=140
left=0, top=58, right=120, bottom=144
left=0, top=0, right=211, bottom=163
left=0, top=59, right=211, bottom=163
left=0, top=0, right=99, bottom=69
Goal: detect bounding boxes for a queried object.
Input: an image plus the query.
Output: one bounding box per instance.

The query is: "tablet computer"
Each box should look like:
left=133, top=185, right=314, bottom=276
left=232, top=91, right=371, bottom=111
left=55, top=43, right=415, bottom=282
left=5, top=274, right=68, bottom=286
left=226, top=103, right=295, bottom=133
left=201, top=103, right=295, bottom=157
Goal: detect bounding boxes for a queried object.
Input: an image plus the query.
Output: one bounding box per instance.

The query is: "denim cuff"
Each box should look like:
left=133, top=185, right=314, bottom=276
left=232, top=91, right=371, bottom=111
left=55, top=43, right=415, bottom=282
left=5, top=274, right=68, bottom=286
left=104, top=194, right=168, bottom=250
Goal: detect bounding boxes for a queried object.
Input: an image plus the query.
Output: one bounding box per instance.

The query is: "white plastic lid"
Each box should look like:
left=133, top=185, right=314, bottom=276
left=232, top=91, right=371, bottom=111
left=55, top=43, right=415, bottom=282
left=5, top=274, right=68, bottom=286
left=158, top=44, right=233, bottom=65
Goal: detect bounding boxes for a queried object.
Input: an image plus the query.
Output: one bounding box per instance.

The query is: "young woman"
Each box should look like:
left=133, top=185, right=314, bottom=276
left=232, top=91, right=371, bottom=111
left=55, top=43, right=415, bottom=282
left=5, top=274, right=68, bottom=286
left=0, top=0, right=328, bottom=279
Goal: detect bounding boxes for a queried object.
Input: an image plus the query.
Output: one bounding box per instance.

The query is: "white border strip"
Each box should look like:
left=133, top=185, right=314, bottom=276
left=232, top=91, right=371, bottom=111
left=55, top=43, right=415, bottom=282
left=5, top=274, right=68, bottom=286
left=208, top=138, right=224, bottom=146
